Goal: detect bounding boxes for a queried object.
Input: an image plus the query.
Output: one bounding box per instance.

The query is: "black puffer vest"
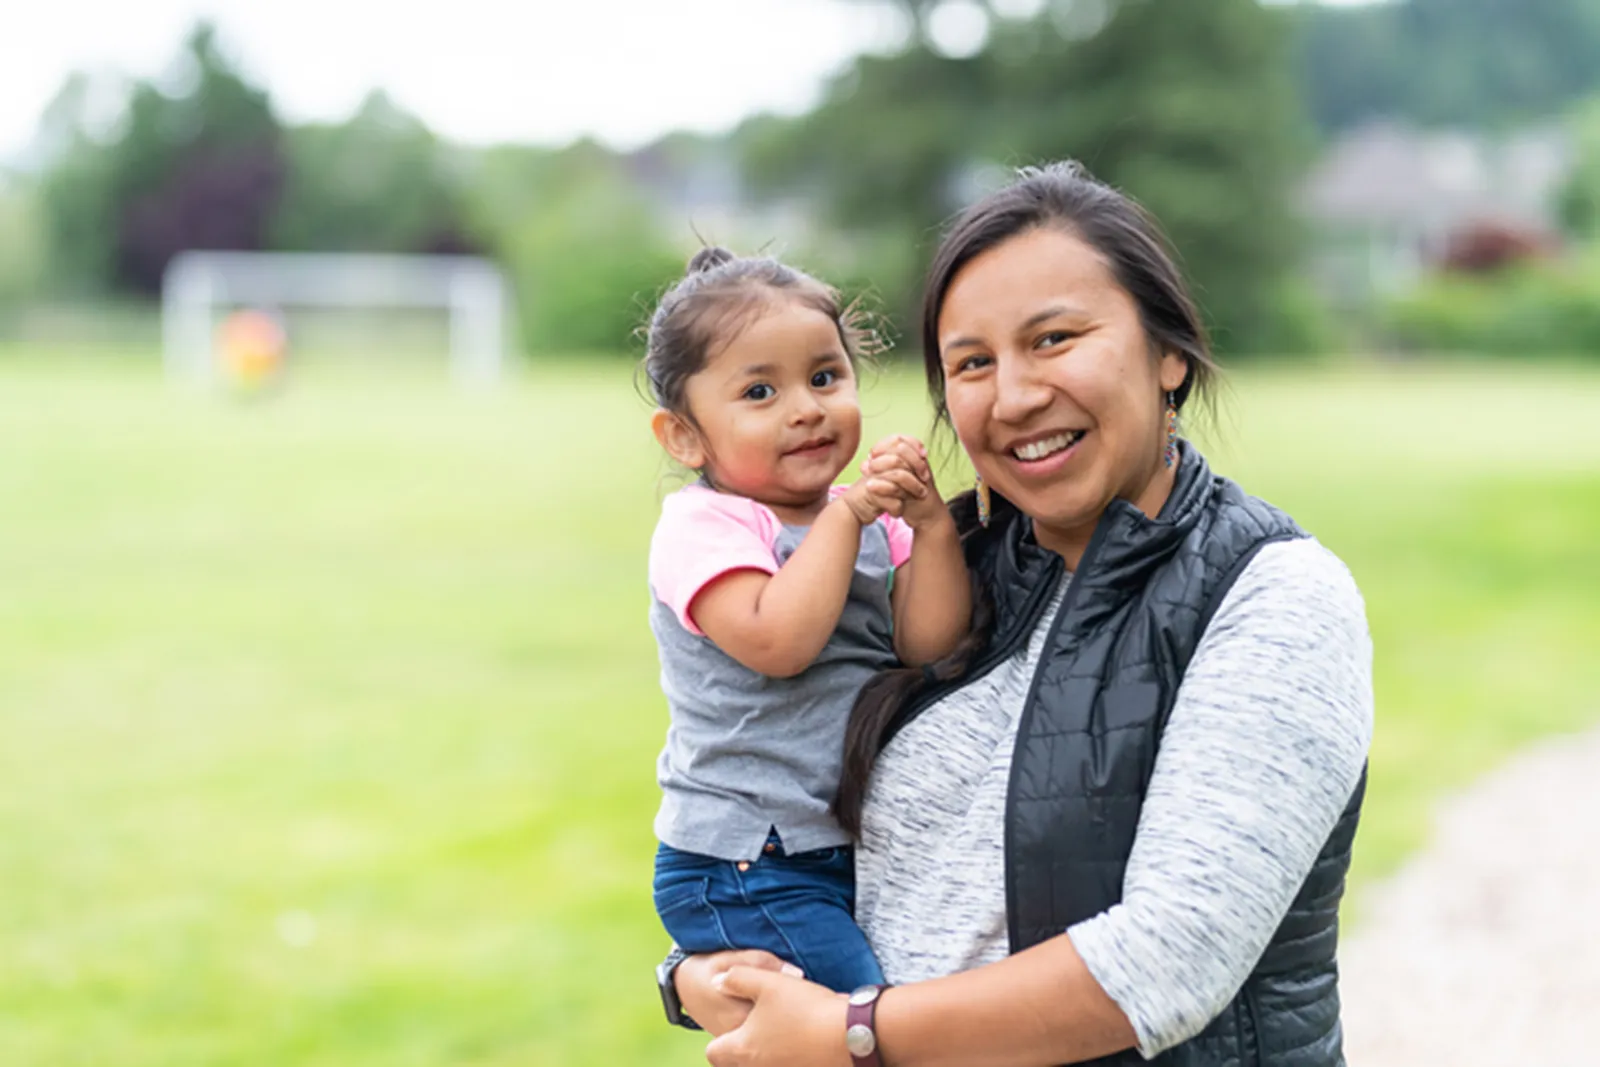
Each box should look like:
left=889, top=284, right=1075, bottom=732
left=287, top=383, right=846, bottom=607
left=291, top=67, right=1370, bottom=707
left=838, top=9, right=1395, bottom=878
left=886, top=445, right=1365, bottom=1066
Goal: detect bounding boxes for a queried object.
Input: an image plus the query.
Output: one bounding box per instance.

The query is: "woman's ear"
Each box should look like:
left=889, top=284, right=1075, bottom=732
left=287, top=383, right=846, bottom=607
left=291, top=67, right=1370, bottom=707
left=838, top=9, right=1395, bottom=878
left=1158, top=351, right=1189, bottom=395
left=651, top=408, right=707, bottom=471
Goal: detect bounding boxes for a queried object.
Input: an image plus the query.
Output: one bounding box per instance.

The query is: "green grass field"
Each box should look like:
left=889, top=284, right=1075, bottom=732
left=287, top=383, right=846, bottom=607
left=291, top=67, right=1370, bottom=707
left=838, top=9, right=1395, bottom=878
left=1, top=351, right=1596, bottom=1067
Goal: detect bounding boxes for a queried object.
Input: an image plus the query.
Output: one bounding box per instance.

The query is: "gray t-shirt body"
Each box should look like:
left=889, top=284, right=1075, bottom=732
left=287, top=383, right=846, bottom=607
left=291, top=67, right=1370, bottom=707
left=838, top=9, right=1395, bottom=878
left=652, top=517, right=899, bottom=863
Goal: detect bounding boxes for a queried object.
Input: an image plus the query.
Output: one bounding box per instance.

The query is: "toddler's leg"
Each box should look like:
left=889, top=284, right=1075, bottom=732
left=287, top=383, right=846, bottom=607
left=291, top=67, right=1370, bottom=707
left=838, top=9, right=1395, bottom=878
left=653, top=844, right=738, bottom=955
left=654, top=843, right=803, bottom=966
left=734, top=840, right=885, bottom=993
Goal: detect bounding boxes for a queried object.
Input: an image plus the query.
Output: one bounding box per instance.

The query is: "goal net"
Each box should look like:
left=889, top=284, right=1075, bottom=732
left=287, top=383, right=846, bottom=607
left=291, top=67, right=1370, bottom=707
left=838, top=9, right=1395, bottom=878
left=160, top=251, right=511, bottom=387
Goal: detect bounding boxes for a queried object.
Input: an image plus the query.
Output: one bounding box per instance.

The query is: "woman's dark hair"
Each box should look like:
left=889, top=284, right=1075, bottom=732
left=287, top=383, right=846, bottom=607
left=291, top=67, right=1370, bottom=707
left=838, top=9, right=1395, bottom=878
left=641, top=246, right=876, bottom=421
left=835, top=160, right=1218, bottom=837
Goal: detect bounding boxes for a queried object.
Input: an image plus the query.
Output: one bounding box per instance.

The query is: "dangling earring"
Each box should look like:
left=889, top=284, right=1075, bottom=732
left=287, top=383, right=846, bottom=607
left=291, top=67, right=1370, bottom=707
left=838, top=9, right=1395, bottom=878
left=975, top=474, right=991, bottom=528
left=1164, top=391, right=1180, bottom=469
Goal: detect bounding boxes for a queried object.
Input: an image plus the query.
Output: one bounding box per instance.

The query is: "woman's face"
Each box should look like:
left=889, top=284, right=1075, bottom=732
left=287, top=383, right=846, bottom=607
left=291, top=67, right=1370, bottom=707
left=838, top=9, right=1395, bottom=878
left=937, top=226, right=1189, bottom=562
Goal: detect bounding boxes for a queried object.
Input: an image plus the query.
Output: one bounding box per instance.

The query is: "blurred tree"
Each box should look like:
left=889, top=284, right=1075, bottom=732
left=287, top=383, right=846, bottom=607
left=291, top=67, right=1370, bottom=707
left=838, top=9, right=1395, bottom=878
left=0, top=177, right=49, bottom=305
left=744, top=0, right=1310, bottom=353
left=1001, top=0, right=1312, bottom=353
left=273, top=91, right=478, bottom=255
left=37, top=21, right=287, bottom=295
left=466, top=140, right=685, bottom=355
left=109, top=22, right=285, bottom=293
left=1296, top=0, right=1600, bottom=133
left=33, top=73, right=119, bottom=294
left=1558, top=95, right=1600, bottom=240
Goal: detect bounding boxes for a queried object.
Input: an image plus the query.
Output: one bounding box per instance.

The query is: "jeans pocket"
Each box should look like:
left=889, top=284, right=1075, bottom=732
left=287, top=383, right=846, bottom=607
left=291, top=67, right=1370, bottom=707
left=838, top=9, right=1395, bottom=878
left=653, top=876, right=732, bottom=954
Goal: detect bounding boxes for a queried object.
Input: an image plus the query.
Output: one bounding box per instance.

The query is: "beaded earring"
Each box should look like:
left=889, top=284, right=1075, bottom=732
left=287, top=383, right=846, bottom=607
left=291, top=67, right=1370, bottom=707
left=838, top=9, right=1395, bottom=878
left=1165, top=391, right=1180, bottom=469
left=975, top=474, right=991, bottom=528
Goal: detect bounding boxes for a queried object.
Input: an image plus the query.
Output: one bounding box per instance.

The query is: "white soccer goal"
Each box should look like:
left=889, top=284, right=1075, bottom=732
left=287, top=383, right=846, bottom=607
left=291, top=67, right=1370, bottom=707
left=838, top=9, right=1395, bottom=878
left=160, top=251, right=511, bottom=387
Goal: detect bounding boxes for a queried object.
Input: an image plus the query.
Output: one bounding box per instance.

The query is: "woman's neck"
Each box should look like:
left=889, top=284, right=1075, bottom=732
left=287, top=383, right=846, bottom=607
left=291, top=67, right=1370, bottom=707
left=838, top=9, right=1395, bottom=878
left=1033, top=460, right=1178, bottom=570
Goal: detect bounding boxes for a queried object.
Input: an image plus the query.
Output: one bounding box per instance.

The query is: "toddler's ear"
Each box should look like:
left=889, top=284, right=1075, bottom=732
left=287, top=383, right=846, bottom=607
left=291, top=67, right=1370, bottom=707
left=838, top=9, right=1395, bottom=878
left=652, top=408, right=706, bottom=470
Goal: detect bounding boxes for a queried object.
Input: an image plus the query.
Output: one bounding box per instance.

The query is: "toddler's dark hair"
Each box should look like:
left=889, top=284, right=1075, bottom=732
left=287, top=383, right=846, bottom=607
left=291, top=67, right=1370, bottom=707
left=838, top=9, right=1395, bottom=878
left=641, top=246, right=878, bottom=420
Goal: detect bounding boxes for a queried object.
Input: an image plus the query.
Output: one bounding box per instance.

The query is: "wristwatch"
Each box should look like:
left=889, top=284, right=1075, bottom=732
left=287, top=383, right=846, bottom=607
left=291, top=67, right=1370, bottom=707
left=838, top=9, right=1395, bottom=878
left=845, top=984, right=890, bottom=1066
left=656, top=945, right=702, bottom=1030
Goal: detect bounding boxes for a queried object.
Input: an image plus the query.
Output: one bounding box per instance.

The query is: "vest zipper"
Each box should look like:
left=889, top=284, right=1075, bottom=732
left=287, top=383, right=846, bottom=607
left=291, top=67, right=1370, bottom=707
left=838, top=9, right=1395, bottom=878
left=1003, top=520, right=1112, bottom=953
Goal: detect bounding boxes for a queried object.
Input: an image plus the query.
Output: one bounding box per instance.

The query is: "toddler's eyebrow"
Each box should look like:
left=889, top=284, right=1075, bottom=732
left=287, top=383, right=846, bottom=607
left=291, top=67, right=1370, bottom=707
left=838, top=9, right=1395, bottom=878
left=733, top=352, right=844, bottom=380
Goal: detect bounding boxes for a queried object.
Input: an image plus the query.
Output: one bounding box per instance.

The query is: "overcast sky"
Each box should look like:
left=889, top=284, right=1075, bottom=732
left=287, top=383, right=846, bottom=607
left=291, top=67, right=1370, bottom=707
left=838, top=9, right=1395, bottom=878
left=1, top=0, right=1380, bottom=163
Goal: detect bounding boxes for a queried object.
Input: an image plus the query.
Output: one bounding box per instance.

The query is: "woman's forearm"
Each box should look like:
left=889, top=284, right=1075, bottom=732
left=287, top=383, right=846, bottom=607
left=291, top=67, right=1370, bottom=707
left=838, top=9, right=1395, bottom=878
left=874, top=934, right=1136, bottom=1067
left=892, top=517, right=971, bottom=665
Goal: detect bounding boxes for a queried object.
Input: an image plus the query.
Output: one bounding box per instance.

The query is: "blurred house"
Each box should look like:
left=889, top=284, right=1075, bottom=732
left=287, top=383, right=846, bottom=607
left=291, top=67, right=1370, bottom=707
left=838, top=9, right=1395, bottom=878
left=1301, top=121, right=1573, bottom=307
left=624, top=139, right=813, bottom=254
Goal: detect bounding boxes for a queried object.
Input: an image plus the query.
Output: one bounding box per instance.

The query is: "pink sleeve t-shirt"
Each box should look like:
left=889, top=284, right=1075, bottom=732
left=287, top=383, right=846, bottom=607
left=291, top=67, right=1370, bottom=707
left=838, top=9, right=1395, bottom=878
left=646, top=483, right=917, bottom=860
left=649, top=484, right=915, bottom=637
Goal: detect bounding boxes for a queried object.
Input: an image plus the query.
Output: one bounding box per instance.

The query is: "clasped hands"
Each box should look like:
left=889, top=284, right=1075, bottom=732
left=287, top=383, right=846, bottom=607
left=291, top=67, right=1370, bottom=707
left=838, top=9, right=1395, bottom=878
left=839, top=434, right=947, bottom=530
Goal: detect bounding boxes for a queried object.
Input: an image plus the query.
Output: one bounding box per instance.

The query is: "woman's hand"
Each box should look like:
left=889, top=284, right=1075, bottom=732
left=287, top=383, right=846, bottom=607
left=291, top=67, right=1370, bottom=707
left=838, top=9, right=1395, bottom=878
left=862, top=436, right=951, bottom=532
left=704, top=966, right=853, bottom=1067
left=675, top=950, right=803, bottom=1037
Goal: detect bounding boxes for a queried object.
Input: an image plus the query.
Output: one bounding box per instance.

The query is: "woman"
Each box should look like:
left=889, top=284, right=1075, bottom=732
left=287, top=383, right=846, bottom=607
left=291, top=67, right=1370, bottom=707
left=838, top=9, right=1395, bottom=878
left=661, top=161, right=1373, bottom=1067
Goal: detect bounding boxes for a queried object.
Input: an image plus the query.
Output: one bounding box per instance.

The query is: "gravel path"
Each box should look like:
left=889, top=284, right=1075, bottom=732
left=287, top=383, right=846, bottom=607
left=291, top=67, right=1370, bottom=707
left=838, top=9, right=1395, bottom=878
left=1339, top=727, right=1600, bottom=1065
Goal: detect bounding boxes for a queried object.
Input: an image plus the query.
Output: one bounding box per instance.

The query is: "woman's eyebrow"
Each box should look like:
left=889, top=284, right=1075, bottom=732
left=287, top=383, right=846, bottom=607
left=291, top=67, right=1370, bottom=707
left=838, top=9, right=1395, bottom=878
left=944, top=304, right=1090, bottom=352
left=1018, top=304, right=1085, bottom=332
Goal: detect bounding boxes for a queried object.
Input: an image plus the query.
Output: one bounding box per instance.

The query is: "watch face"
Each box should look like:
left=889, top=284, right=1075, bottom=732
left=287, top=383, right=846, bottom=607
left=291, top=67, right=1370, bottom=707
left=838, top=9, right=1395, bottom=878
left=845, top=1024, right=877, bottom=1057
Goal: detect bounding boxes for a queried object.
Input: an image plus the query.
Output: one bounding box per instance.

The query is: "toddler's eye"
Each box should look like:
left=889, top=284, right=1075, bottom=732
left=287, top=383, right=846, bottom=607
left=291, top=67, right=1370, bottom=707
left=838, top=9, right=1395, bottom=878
left=742, top=383, right=774, bottom=401
left=811, top=369, right=839, bottom=388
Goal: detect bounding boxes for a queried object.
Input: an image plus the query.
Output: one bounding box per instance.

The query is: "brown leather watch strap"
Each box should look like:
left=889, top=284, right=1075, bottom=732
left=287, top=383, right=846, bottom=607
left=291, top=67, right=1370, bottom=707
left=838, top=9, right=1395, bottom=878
left=844, top=984, right=890, bottom=1067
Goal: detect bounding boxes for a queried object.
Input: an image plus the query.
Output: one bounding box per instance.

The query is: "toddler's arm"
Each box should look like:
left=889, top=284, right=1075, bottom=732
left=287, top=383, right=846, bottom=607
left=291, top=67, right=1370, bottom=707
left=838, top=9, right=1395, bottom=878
left=690, top=486, right=894, bottom=679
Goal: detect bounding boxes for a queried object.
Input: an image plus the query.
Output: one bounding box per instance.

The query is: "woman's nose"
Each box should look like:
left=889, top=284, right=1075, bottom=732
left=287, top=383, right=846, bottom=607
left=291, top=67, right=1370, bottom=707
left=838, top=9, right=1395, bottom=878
left=991, top=353, right=1052, bottom=425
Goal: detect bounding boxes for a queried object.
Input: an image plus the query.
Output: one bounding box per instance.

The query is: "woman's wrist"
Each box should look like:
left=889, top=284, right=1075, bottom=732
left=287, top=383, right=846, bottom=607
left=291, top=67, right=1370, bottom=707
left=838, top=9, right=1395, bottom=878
left=844, top=984, right=894, bottom=1066
left=906, top=503, right=959, bottom=537
left=817, top=991, right=854, bottom=1066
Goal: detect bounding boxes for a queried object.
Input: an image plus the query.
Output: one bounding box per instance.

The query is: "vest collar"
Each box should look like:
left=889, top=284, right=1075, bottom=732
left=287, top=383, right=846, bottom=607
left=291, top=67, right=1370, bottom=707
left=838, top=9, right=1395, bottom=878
left=990, top=442, right=1215, bottom=623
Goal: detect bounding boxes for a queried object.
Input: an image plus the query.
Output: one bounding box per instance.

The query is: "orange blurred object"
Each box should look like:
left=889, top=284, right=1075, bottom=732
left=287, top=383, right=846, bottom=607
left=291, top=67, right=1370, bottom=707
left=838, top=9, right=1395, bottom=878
left=217, top=309, right=287, bottom=389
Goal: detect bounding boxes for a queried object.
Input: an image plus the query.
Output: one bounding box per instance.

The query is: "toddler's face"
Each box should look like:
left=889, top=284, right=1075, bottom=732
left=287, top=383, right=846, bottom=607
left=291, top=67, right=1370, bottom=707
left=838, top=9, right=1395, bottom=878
left=680, top=300, right=861, bottom=509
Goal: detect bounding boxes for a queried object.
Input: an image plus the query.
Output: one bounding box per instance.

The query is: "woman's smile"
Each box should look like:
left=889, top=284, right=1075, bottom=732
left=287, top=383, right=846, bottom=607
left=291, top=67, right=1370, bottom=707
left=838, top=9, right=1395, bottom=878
left=1002, top=427, right=1089, bottom=478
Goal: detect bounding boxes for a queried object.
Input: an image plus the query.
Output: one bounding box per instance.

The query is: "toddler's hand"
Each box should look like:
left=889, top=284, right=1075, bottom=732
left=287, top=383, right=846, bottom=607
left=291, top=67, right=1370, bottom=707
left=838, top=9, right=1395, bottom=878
left=838, top=466, right=921, bottom=525
left=861, top=435, right=949, bottom=530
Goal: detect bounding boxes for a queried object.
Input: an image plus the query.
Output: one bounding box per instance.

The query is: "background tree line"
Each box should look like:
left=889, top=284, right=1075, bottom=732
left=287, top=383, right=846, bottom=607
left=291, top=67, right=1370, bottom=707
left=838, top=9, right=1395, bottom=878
left=7, top=0, right=1600, bottom=356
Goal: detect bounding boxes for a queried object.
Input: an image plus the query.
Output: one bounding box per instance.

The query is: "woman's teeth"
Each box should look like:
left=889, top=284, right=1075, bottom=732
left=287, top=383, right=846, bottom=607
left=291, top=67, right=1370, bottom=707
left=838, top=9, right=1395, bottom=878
left=1013, top=430, right=1084, bottom=461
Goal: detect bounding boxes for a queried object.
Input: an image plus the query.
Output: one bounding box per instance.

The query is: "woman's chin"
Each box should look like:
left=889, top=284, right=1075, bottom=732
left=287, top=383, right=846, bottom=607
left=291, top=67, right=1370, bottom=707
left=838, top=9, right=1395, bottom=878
left=1008, top=487, right=1103, bottom=542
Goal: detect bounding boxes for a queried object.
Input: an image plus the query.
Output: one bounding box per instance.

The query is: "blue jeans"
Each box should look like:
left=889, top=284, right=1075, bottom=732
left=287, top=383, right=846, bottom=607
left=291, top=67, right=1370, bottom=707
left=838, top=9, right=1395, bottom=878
left=653, top=832, right=885, bottom=994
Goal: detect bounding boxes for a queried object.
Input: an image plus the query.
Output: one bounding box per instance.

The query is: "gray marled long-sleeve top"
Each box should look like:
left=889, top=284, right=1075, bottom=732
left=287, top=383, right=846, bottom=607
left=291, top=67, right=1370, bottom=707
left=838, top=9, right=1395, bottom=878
left=854, top=538, right=1374, bottom=1060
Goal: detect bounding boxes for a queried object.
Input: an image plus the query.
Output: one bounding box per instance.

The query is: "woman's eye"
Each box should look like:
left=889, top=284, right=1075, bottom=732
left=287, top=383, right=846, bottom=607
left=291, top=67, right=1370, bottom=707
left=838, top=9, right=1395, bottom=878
left=811, top=368, right=839, bottom=388
left=743, top=383, right=774, bottom=401
left=955, top=354, right=992, bottom=374
left=1036, top=330, right=1076, bottom=350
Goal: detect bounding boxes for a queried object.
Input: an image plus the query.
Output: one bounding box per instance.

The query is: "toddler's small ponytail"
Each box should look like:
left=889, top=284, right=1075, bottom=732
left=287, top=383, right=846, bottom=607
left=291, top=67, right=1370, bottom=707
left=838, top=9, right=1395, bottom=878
left=686, top=246, right=736, bottom=275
